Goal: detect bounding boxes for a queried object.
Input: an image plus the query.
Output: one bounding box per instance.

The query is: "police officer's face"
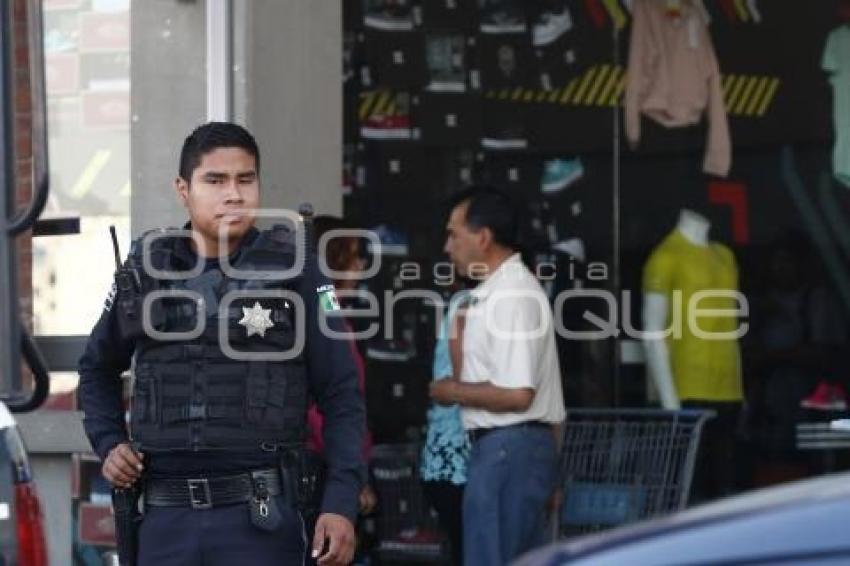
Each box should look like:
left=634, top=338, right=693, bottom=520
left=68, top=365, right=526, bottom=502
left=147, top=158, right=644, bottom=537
left=444, top=201, right=485, bottom=278
left=175, top=147, right=260, bottom=254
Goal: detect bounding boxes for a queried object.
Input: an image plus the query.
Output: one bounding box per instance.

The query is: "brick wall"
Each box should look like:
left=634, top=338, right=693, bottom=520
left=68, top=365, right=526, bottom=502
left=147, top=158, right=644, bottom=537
left=13, top=0, right=33, bottom=372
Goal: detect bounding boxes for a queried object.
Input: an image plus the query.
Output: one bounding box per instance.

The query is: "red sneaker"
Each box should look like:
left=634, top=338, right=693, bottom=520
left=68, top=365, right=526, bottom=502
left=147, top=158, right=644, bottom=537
left=381, top=528, right=442, bottom=556
left=802, top=381, right=848, bottom=411
left=360, top=113, right=411, bottom=140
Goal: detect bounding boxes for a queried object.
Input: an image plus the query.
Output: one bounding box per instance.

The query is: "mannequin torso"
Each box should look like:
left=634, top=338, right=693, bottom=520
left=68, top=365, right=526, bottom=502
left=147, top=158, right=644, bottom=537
left=642, top=209, right=742, bottom=408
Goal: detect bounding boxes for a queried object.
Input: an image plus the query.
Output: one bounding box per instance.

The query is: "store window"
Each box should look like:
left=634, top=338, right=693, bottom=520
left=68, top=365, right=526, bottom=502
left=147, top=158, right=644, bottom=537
left=34, top=0, right=131, bottom=337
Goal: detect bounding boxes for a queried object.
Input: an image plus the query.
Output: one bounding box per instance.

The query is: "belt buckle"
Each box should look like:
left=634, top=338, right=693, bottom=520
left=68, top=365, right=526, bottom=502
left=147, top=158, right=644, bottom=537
left=187, top=478, right=212, bottom=510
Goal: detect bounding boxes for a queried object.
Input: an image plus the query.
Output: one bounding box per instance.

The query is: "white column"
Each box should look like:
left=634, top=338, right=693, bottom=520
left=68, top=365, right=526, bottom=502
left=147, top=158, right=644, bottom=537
left=206, top=0, right=232, bottom=121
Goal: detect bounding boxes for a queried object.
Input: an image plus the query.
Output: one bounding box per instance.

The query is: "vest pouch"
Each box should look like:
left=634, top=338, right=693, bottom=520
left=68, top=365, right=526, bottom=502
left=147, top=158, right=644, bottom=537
left=202, top=364, right=248, bottom=426
left=245, top=362, right=286, bottom=429
left=156, top=365, right=196, bottom=426
left=160, top=298, right=203, bottom=335
left=245, top=362, right=269, bottom=425
left=245, top=363, right=299, bottom=430
left=131, top=365, right=157, bottom=426
left=266, top=364, right=288, bottom=421
left=273, top=363, right=308, bottom=430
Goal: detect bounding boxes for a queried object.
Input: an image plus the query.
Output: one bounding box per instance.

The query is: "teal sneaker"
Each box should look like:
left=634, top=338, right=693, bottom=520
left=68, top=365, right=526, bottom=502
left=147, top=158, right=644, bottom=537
left=541, top=158, right=584, bottom=194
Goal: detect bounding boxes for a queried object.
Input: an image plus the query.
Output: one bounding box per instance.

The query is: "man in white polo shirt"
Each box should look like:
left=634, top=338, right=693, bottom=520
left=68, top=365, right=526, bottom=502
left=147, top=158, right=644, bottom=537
left=430, top=186, right=565, bottom=566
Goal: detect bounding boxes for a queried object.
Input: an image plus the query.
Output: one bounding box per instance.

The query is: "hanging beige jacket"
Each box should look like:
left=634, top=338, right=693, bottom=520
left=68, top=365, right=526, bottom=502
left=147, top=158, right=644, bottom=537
left=625, top=0, right=731, bottom=177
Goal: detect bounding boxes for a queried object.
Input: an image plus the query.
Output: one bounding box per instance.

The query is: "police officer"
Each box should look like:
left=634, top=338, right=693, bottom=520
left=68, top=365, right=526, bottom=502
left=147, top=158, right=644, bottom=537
left=78, top=122, right=366, bottom=565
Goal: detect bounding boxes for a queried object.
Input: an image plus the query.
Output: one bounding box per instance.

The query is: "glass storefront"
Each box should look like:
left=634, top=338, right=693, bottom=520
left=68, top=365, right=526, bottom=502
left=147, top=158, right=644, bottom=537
left=35, top=0, right=130, bottom=337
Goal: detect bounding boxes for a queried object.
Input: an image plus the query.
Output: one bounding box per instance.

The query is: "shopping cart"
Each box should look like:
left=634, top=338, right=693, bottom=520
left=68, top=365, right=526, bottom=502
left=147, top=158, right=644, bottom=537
left=370, top=443, right=448, bottom=564
left=558, top=408, right=714, bottom=538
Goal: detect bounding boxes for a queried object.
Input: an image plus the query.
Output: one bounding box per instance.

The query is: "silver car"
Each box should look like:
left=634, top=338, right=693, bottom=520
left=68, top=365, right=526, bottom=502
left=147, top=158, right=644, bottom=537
left=517, top=472, right=850, bottom=566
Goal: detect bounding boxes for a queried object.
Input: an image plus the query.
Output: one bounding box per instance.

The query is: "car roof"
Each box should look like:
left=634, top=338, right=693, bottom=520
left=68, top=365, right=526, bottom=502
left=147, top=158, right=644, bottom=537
left=516, top=471, right=850, bottom=565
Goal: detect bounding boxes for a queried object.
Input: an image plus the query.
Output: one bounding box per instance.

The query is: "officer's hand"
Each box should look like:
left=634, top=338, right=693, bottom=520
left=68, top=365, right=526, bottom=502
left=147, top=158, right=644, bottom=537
left=359, top=485, right=377, bottom=515
left=312, top=513, right=355, bottom=566
left=102, top=443, right=144, bottom=488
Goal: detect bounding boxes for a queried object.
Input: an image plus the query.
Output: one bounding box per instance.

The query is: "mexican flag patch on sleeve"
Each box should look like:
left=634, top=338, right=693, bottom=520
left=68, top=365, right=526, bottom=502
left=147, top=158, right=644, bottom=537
left=317, top=284, right=341, bottom=312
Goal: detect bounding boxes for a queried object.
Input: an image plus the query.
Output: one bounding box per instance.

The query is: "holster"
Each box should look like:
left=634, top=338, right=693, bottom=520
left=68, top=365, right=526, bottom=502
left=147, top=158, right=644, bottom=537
left=280, top=448, right=326, bottom=522
left=111, top=484, right=142, bottom=566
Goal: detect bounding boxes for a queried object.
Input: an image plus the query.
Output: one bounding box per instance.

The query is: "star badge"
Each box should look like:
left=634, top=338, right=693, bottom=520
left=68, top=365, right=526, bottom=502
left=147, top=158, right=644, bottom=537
left=238, top=301, right=274, bottom=338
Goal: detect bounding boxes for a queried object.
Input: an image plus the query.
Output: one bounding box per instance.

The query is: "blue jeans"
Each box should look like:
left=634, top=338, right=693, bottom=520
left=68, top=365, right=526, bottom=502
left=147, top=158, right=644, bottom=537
left=463, top=426, right=557, bottom=566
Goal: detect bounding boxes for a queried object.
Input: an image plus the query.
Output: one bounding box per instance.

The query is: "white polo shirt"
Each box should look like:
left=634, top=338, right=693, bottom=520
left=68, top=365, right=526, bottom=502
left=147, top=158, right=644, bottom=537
left=460, top=253, right=566, bottom=430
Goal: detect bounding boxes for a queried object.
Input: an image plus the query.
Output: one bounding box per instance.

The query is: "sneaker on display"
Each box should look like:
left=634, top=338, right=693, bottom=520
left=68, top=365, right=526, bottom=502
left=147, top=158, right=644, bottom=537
left=380, top=528, right=443, bottom=557
left=362, top=92, right=412, bottom=140
left=533, top=7, right=573, bottom=46
left=367, top=224, right=410, bottom=256
left=481, top=125, right=528, bottom=150
left=426, top=35, right=467, bottom=93
left=364, top=0, right=415, bottom=31
left=552, top=237, right=586, bottom=262
left=366, top=339, right=415, bottom=362
left=801, top=381, right=849, bottom=411
left=541, top=157, right=584, bottom=194
left=479, top=0, right=527, bottom=33
left=361, top=114, right=412, bottom=140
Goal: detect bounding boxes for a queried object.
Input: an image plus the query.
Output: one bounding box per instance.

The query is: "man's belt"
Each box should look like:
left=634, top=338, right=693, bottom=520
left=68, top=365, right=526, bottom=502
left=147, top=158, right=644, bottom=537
left=467, top=420, right=550, bottom=443
left=145, top=468, right=282, bottom=509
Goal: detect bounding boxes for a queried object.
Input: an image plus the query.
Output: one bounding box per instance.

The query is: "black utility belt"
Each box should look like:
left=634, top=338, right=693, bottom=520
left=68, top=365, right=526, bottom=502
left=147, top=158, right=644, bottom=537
left=467, top=420, right=550, bottom=443
left=145, top=468, right=282, bottom=510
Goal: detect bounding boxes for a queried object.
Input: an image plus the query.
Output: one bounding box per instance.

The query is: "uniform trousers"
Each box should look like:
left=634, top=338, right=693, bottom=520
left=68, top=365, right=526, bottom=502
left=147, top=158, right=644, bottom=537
left=137, top=494, right=307, bottom=565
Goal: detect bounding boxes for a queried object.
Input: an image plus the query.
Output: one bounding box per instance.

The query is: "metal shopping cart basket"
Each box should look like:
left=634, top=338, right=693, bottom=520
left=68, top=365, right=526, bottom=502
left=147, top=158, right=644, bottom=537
left=558, top=408, right=714, bottom=538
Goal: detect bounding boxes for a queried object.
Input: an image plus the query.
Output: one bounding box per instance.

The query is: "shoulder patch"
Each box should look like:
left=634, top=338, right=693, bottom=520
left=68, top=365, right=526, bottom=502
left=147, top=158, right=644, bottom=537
left=317, top=284, right=340, bottom=312
left=104, top=282, right=117, bottom=312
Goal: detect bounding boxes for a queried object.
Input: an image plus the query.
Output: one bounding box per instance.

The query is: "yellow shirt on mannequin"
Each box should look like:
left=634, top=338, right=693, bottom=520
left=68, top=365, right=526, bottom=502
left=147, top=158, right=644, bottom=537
left=643, top=230, right=743, bottom=402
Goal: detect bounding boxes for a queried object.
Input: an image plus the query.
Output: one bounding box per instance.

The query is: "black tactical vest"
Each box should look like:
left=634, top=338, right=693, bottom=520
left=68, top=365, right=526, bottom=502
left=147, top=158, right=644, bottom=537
left=127, top=227, right=308, bottom=453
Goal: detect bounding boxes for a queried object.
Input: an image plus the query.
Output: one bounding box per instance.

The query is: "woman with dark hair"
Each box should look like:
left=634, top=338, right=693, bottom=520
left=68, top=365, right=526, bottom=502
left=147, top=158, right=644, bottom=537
left=420, top=283, right=470, bottom=565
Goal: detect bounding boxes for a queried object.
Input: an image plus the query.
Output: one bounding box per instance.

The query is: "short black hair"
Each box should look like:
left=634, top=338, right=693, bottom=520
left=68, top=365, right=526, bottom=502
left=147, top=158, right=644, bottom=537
left=178, top=122, right=260, bottom=182
left=447, top=185, right=518, bottom=250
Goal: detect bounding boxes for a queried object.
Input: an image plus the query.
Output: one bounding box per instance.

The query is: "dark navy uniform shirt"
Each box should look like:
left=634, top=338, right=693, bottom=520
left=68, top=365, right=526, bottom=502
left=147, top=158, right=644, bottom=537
left=78, top=227, right=366, bottom=522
